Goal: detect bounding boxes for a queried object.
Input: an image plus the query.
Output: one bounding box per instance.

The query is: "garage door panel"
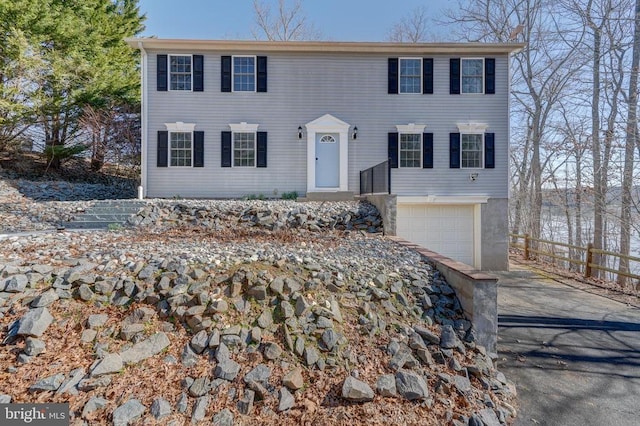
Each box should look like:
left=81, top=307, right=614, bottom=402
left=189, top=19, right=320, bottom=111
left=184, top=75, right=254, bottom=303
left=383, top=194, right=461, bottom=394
left=397, top=204, right=474, bottom=265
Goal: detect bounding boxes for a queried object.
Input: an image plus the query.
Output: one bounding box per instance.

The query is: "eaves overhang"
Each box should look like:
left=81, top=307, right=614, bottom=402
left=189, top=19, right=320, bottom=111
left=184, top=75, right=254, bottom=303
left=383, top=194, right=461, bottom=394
left=126, top=38, right=525, bottom=55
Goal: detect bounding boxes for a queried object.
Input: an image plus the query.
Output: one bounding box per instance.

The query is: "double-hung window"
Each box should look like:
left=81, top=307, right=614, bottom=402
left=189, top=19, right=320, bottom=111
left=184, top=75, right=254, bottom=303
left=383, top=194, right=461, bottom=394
left=399, top=58, right=421, bottom=94
left=233, top=132, right=256, bottom=167
left=461, top=133, right=483, bottom=168
left=170, top=132, right=192, bottom=167
left=233, top=56, right=256, bottom=92
left=461, top=59, right=484, bottom=94
left=399, top=133, right=422, bottom=167
left=169, top=55, right=192, bottom=91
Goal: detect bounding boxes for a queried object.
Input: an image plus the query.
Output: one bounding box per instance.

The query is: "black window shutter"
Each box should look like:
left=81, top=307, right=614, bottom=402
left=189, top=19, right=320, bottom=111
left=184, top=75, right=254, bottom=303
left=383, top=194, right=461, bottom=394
left=388, top=132, right=399, bottom=168
left=157, top=131, right=168, bottom=167
left=423, top=58, right=433, bottom=94
left=388, top=58, right=399, bottom=94
left=423, top=133, right=433, bottom=168
left=193, top=55, right=204, bottom=92
left=193, top=131, right=204, bottom=167
left=221, top=56, right=232, bottom=92
left=221, top=131, right=232, bottom=167
left=157, top=55, right=167, bottom=91
left=449, top=133, right=461, bottom=168
left=485, top=133, right=495, bottom=168
left=485, top=58, right=495, bottom=94
left=450, top=58, right=460, bottom=95
left=256, top=131, right=267, bottom=167
left=257, top=56, right=267, bottom=92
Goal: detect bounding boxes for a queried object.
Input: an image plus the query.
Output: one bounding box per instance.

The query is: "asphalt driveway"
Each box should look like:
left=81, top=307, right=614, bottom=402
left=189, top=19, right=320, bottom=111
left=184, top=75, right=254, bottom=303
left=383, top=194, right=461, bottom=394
left=495, top=263, right=640, bottom=426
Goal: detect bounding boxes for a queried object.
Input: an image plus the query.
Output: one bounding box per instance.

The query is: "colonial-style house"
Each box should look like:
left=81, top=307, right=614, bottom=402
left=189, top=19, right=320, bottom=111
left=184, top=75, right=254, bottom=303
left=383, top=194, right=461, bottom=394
left=126, top=38, right=523, bottom=270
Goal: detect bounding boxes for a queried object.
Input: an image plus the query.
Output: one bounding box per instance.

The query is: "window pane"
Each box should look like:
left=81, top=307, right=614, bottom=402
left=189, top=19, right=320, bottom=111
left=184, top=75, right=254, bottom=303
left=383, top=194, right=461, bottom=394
left=399, top=133, right=421, bottom=167
left=169, top=56, right=192, bottom=91
left=461, top=134, right=482, bottom=168
left=233, top=57, right=255, bottom=92
left=400, top=58, right=421, bottom=94
left=461, top=59, right=483, bottom=94
left=170, top=132, right=192, bottom=167
left=233, top=132, right=256, bottom=167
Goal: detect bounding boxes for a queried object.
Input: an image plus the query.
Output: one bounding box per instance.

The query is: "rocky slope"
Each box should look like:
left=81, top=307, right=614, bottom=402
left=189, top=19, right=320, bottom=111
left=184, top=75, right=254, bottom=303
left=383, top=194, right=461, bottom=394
left=1, top=189, right=516, bottom=425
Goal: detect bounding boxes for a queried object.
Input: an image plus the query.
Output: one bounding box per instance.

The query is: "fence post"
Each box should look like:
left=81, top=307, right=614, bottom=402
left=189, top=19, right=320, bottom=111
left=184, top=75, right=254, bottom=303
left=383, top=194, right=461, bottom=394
left=585, top=243, right=593, bottom=278
left=524, top=234, right=530, bottom=260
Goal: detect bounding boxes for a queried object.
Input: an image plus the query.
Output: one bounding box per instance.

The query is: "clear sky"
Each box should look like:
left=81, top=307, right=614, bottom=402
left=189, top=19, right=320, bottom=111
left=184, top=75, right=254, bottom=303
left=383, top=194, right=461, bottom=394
left=137, top=0, right=452, bottom=41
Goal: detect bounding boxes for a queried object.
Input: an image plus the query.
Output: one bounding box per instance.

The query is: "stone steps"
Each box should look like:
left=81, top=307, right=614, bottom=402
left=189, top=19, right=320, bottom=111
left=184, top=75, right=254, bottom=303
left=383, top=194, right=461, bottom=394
left=62, top=200, right=146, bottom=230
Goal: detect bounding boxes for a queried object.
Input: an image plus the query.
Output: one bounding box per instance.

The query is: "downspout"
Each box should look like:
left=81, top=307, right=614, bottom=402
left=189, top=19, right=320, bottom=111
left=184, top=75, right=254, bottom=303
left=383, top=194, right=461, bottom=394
left=137, top=41, right=148, bottom=200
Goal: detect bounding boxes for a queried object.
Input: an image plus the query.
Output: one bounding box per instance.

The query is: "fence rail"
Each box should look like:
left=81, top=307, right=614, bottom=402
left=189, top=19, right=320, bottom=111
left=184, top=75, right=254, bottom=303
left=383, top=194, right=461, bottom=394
left=359, top=160, right=390, bottom=195
left=509, top=233, right=640, bottom=283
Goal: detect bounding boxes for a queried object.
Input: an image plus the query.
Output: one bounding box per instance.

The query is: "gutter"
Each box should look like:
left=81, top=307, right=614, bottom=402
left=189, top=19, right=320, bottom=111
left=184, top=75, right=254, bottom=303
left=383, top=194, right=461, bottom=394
left=138, top=41, right=148, bottom=200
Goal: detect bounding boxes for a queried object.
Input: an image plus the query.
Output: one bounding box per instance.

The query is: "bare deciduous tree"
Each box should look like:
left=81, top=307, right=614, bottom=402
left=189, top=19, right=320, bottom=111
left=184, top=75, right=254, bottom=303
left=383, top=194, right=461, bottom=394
left=387, top=6, right=431, bottom=42
left=252, top=0, right=321, bottom=41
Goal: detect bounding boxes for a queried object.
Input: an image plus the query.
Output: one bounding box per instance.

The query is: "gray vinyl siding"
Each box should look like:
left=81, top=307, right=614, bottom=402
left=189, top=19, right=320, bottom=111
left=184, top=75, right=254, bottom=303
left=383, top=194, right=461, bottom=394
left=145, top=50, right=510, bottom=198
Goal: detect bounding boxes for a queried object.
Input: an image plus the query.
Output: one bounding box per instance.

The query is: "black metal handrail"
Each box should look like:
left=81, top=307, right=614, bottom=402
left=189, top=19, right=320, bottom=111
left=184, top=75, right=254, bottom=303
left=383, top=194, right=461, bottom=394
left=359, top=159, right=390, bottom=195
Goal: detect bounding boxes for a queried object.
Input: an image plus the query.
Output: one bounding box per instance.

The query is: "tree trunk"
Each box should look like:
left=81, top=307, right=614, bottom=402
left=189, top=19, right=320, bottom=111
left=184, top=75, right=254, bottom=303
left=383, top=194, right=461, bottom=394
left=618, top=0, right=640, bottom=286
left=590, top=15, right=604, bottom=278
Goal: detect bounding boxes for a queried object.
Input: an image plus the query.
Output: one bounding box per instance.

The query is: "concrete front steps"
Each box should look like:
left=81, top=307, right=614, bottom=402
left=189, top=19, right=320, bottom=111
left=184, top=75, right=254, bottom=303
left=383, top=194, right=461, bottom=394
left=299, top=191, right=355, bottom=202
left=62, top=200, right=147, bottom=230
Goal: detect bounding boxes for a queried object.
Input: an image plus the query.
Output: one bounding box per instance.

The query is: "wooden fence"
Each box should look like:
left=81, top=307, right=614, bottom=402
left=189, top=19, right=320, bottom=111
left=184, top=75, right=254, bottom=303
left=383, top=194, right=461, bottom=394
left=509, top=233, right=640, bottom=283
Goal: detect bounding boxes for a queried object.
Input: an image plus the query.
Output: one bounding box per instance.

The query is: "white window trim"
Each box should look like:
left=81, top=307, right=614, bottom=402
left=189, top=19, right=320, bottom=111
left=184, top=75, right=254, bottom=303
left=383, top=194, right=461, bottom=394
left=167, top=54, right=193, bottom=92
left=460, top=133, right=484, bottom=170
left=395, top=124, right=426, bottom=169
left=460, top=58, right=485, bottom=95
left=456, top=122, right=488, bottom=133
left=164, top=123, right=196, bottom=168
left=229, top=122, right=259, bottom=168
left=399, top=57, right=423, bottom=95
left=232, top=55, right=257, bottom=93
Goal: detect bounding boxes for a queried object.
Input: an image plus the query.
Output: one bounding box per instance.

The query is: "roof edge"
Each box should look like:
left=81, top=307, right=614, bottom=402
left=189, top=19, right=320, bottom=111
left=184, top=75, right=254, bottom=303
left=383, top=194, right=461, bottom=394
left=125, top=38, right=525, bottom=55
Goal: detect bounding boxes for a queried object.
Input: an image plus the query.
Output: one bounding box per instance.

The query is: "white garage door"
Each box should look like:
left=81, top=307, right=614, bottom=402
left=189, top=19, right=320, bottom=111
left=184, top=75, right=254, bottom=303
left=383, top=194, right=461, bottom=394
left=397, top=204, right=475, bottom=266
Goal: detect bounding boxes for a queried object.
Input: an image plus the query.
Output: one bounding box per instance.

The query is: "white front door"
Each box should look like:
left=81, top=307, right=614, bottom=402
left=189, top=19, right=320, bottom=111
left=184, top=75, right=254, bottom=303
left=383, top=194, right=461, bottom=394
left=315, top=133, right=340, bottom=188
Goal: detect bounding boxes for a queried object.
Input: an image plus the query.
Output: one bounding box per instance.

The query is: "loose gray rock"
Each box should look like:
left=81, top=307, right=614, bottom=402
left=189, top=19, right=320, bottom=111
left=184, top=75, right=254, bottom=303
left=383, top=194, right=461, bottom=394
left=237, top=389, right=255, bottom=415
left=414, top=325, right=440, bottom=345
left=304, top=346, right=320, bottom=367
left=78, top=284, right=95, bottom=301
left=376, top=374, right=397, bottom=397
left=16, top=307, right=53, bottom=337
left=282, top=368, right=304, bottom=390
left=0, top=395, right=11, bottom=403
left=257, top=309, right=274, bottom=329
left=321, top=329, right=339, bottom=351
left=56, top=367, right=85, bottom=395
left=395, top=370, right=429, bottom=401
left=263, top=342, right=282, bottom=360
left=120, top=323, right=144, bottom=341
left=181, top=343, right=199, bottom=367
left=87, top=313, right=109, bottom=329
left=191, top=395, right=210, bottom=423
left=82, top=397, right=108, bottom=418
left=150, top=397, right=172, bottom=420
left=295, top=296, right=310, bottom=316
left=189, top=377, right=210, bottom=397
left=278, top=387, right=295, bottom=412
left=29, top=373, right=65, bottom=392
left=212, top=408, right=234, bottom=426
left=30, top=289, right=59, bottom=308
left=112, top=399, right=146, bottom=426
left=215, top=357, right=240, bottom=381
left=90, top=353, right=123, bottom=377
left=190, top=329, right=209, bottom=354
left=81, top=329, right=97, bottom=343
left=342, top=376, right=375, bottom=402
left=77, top=376, right=112, bottom=392
left=243, top=364, right=271, bottom=385
left=176, top=393, right=188, bottom=413
left=24, top=337, right=46, bottom=357
left=119, top=332, right=170, bottom=364
left=5, top=274, right=28, bottom=292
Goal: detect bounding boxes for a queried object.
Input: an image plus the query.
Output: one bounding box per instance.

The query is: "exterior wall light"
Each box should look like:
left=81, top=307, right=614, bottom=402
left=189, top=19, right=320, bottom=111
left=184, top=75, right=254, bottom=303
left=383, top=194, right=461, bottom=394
left=353, top=126, right=358, bottom=140
left=298, top=126, right=303, bottom=139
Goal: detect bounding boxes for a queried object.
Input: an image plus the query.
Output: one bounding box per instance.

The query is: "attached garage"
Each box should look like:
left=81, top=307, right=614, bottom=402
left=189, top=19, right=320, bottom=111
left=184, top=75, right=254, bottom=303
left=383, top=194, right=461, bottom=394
left=396, top=197, right=486, bottom=268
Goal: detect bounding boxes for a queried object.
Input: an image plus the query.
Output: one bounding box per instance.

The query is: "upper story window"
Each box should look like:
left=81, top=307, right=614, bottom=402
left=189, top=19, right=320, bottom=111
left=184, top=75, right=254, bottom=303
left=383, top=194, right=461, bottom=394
left=461, top=59, right=484, bottom=94
left=170, top=132, right=193, bottom=167
left=233, top=56, right=256, bottom=92
left=169, top=55, right=192, bottom=91
left=399, top=133, right=422, bottom=167
left=461, top=133, right=483, bottom=168
left=399, top=58, right=422, bottom=94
